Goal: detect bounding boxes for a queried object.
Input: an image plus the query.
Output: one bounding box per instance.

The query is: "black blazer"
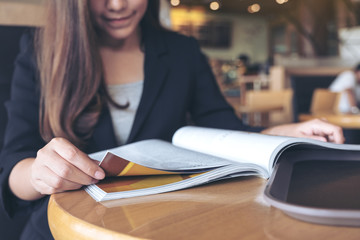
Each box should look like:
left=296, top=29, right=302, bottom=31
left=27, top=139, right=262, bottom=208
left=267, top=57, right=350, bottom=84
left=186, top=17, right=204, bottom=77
left=0, top=27, right=260, bottom=239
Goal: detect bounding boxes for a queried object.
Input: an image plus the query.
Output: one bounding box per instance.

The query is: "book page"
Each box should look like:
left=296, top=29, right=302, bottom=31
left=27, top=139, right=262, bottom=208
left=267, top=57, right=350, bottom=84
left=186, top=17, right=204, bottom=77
left=90, top=139, right=234, bottom=171
left=172, top=126, right=294, bottom=172
left=99, top=152, right=182, bottom=176
left=85, top=164, right=266, bottom=201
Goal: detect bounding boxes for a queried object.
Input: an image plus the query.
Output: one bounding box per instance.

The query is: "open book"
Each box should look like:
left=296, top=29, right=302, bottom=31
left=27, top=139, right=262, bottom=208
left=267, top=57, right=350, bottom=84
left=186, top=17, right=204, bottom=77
left=84, top=126, right=360, bottom=203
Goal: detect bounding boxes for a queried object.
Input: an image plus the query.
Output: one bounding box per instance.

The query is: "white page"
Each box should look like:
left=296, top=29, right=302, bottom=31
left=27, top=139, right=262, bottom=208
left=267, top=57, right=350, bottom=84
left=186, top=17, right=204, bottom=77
left=85, top=164, right=268, bottom=201
left=90, top=139, right=234, bottom=171
left=172, top=126, right=294, bottom=173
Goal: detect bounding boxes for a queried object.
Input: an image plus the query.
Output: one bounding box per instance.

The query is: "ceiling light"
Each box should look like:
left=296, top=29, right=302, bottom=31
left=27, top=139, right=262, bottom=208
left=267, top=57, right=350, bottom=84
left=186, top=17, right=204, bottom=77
left=210, top=1, right=220, bottom=11
left=248, top=4, right=261, bottom=13
left=170, top=0, right=180, bottom=7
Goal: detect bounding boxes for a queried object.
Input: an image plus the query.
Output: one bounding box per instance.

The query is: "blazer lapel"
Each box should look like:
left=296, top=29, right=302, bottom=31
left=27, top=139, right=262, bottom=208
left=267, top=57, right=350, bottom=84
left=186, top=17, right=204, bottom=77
left=127, top=29, right=170, bottom=143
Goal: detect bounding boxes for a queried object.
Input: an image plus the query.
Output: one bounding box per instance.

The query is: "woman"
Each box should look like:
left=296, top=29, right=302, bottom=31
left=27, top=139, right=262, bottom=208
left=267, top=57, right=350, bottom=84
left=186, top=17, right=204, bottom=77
left=329, top=63, right=360, bottom=114
left=0, top=0, right=344, bottom=239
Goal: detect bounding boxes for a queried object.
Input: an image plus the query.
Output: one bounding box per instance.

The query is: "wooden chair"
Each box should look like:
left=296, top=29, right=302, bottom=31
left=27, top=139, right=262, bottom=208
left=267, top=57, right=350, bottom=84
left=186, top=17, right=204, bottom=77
left=238, top=89, right=293, bottom=127
left=298, top=88, right=342, bottom=123
left=309, top=89, right=341, bottom=114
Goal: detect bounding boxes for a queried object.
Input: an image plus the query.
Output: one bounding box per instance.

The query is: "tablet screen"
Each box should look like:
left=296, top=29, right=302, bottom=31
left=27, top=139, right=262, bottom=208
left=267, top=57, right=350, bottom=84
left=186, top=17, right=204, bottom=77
left=286, top=160, right=360, bottom=209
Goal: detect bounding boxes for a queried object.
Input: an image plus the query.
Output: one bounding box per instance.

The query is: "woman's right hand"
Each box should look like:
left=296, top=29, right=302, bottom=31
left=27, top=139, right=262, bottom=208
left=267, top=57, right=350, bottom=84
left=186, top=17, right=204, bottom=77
left=9, top=137, right=106, bottom=201
left=30, top=137, right=105, bottom=196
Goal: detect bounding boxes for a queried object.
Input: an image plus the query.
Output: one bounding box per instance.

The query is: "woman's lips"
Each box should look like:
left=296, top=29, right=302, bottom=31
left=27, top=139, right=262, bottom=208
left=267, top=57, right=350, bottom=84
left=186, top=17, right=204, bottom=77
left=102, top=13, right=135, bottom=28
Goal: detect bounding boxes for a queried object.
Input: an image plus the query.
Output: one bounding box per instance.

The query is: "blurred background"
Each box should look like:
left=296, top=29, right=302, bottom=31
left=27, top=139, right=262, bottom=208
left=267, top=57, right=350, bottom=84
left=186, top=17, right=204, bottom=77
left=162, top=0, right=360, bottom=129
left=168, top=0, right=360, bottom=63
left=2, top=0, right=360, bottom=128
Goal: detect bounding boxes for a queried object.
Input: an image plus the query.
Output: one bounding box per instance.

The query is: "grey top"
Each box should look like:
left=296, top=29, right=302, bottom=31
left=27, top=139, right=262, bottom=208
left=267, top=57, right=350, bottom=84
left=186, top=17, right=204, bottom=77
left=107, top=80, right=144, bottom=145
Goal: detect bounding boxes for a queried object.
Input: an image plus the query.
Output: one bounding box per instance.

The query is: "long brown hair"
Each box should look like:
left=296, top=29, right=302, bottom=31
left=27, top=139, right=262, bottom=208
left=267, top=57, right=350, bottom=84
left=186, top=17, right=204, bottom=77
left=36, top=0, right=161, bottom=148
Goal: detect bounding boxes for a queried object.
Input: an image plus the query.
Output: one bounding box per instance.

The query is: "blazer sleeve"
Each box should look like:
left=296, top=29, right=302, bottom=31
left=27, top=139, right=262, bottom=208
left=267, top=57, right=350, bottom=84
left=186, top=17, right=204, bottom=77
left=0, top=32, right=47, bottom=217
left=187, top=37, right=263, bottom=132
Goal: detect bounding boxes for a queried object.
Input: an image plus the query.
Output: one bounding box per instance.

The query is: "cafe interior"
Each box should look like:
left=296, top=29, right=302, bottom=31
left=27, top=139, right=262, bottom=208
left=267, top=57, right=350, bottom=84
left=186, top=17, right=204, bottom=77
left=167, top=0, right=359, bottom=131
left=3, top=0, right=358, bottom=143
left=168, top=0, right=360, bottom=144
left=1, top=0, right=360, bottom=239
left=1, top=0, right=360, bottom=136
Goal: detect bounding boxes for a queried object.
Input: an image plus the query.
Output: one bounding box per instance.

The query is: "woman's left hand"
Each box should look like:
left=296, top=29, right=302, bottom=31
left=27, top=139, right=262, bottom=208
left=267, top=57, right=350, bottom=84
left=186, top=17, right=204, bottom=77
left=261, top=118, right=345, bottom=144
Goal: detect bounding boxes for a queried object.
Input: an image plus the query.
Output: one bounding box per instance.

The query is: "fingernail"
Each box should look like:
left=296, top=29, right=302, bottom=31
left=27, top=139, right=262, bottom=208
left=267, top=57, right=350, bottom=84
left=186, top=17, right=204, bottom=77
left=95, top=171, right=105, bottom=180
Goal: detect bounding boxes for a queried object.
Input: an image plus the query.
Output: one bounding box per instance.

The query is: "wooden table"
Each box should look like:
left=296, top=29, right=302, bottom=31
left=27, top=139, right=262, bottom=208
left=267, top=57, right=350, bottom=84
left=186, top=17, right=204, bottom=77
left=299, top=113, right=360, bottom=129
left=48, top=177, right=360, bottom=240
